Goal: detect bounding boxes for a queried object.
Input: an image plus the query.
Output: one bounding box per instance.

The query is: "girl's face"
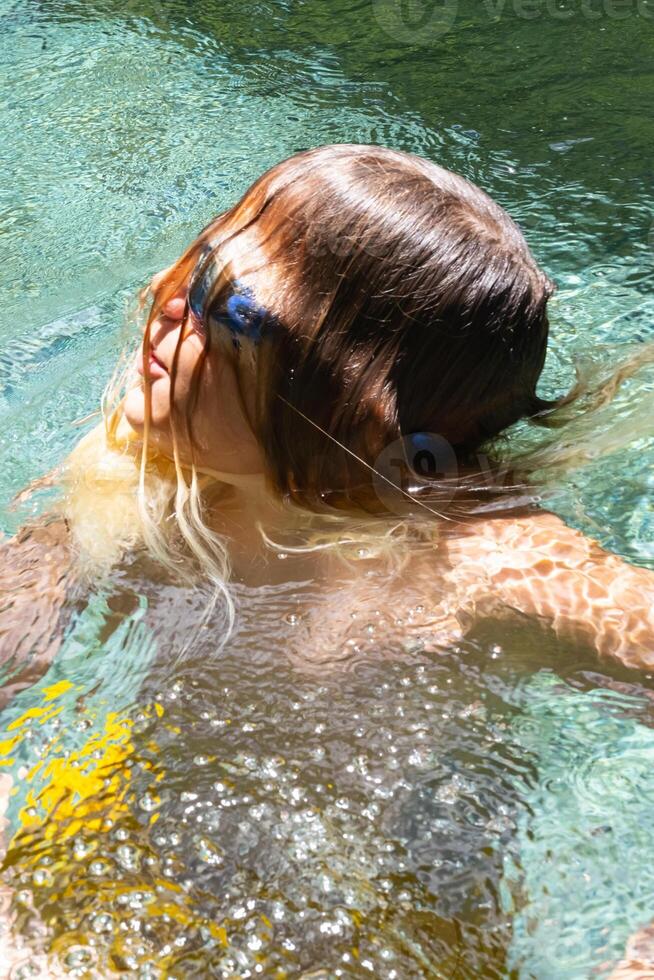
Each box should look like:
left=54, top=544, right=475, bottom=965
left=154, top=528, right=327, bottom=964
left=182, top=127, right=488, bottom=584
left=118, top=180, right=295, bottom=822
left=123, top=232, right=269, bottom=479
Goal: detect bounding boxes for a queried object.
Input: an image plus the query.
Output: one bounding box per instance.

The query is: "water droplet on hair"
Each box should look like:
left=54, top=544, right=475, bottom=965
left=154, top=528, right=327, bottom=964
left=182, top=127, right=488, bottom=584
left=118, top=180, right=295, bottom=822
left=284, top=612, right=300, bottom=626
left=277, top=552, right=288, bottom=560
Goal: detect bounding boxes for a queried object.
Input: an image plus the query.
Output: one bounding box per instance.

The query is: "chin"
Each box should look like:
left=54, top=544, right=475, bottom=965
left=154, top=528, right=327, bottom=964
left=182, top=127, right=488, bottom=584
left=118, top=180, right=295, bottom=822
left=123, top=386, right=146, bottom=433
left=123, top=387, right=176, bottom=460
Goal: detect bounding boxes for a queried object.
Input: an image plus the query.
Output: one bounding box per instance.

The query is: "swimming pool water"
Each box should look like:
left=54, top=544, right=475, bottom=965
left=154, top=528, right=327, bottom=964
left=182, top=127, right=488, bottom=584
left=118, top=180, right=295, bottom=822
left=1, top=0, right=654, bottom=975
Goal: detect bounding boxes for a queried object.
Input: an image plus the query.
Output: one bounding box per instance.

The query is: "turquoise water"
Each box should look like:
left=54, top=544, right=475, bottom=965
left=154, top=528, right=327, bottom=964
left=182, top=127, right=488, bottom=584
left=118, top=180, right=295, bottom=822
left=1, top=0, right=654, bottom=975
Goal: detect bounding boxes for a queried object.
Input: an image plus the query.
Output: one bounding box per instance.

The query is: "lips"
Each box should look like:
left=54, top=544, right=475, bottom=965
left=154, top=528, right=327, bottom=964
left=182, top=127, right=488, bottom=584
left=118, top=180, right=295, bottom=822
left=136, top=347, right=168, bottom=379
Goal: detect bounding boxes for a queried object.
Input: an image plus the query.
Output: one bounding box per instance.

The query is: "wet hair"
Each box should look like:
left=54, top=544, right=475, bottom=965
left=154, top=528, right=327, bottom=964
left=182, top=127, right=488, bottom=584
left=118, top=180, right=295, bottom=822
left=143, top=144, right=556, bottom=513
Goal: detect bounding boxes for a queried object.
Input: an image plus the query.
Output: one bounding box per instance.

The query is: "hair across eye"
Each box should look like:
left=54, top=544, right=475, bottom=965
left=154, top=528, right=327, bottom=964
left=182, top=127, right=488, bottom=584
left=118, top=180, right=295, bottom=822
left=188, top=249, right=271, bottom=347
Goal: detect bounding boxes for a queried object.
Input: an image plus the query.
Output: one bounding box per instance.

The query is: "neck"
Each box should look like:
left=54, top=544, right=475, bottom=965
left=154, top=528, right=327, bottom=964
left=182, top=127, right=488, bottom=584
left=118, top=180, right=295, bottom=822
left=197, top=467, right=309, bottom=563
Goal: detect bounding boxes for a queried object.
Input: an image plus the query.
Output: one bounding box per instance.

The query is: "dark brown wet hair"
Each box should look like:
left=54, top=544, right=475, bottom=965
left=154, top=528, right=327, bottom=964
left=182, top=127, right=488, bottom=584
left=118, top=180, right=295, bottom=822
left=146, top=144, right=556, bottom=513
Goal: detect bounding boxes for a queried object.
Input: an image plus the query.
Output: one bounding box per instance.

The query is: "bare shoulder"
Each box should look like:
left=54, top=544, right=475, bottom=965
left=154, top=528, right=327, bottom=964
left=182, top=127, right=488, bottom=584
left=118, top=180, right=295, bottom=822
left=1, top=516, right=72, bottom=598
left=445, top=510, right=607, bottom=568
left=442, top=509, right=654, bottom=668
left=2, top=513, right=71, bottom=556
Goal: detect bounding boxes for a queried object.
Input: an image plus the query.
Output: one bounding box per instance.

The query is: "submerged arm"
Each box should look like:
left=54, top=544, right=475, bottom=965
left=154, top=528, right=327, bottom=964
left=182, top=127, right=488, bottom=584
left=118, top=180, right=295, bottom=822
left=447, top=512, right=654, bottom=670
left=0, top=518, right=73, bottom=704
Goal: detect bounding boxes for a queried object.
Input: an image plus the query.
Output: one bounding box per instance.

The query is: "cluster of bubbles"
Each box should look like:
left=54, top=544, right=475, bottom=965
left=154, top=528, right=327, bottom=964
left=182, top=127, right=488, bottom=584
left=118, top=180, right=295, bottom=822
left=5, top=583, right=654, bottom=978
left=3, top=632, right=552, bottom=978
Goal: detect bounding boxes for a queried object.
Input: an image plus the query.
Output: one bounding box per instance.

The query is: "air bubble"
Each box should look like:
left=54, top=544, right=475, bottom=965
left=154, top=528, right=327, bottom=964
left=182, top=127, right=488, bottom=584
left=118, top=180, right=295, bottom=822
left=117, top=843, right=141, bottom=872
left=89, top=859, right=113, bottom=877
left=139, top=792, right=159, bottom=812
left=320, top=919, right=343, bottom=935
left=13, top=963, right=41, bottom=979
left=436, top=782, right=459, bottom=805
left=64, top=946, right=95, bottom=969
left=32, top=868, right=53, bottom=887
left=195, top=836, right=224, bottom=866
left=92, top=912, right=115, bottom=934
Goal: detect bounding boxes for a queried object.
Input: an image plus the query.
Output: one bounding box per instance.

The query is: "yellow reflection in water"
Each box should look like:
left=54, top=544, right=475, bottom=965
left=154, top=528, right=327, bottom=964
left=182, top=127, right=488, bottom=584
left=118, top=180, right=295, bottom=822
left=0, top=684, right=229, bottom=974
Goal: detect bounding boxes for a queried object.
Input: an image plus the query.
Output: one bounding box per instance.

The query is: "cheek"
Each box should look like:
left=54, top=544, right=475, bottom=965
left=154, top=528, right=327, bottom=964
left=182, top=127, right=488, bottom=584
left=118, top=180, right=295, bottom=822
left=123, top=384, right=147, bottom=432
left=189, top=351, right=263, bottom=472
left=186, top=357, right=228, bottom=452
left=150, top=376, right=175, bottom=425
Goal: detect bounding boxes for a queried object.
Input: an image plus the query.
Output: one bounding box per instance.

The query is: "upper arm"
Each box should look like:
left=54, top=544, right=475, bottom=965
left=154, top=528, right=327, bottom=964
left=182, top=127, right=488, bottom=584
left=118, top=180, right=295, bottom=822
left=447, top=512, right=654, bottom=669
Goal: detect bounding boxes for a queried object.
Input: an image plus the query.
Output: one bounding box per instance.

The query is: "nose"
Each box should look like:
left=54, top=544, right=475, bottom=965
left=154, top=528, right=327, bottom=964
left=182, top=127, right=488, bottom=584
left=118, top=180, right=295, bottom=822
left=149, top=267, right=188, bottom=323
left=160, top=294, right=187, bottom=322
